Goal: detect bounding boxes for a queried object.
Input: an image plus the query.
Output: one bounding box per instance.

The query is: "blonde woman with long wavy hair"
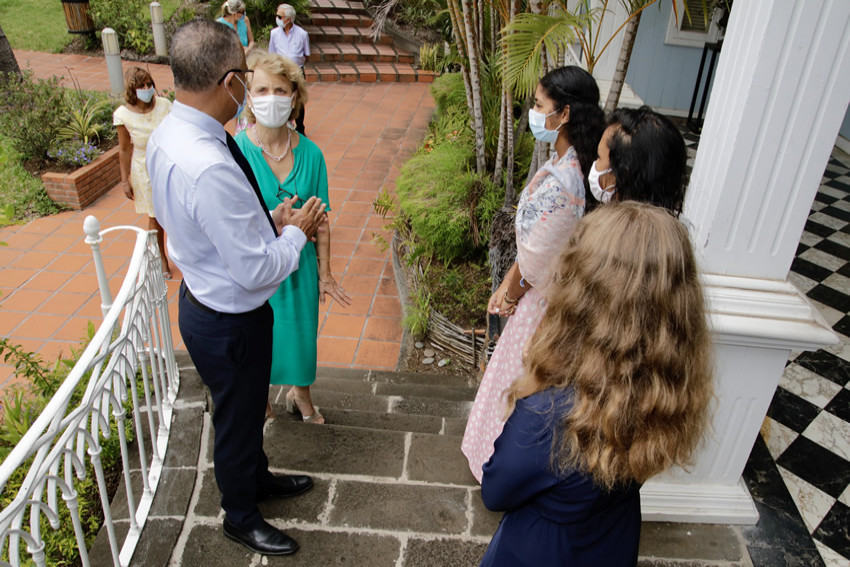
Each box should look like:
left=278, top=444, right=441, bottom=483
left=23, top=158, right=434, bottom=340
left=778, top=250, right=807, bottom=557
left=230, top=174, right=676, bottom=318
left=479, top=202, right=714, bottom=567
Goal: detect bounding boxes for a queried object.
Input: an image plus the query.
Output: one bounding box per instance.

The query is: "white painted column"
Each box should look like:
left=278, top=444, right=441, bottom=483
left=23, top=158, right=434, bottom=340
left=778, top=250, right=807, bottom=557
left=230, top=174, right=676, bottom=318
left=642, top=0, right=850, bottom=524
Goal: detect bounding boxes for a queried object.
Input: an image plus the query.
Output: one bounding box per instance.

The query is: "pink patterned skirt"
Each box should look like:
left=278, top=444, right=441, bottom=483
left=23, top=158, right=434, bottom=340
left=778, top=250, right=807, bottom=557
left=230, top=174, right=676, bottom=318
left=461, top=287, right=548, bottom=482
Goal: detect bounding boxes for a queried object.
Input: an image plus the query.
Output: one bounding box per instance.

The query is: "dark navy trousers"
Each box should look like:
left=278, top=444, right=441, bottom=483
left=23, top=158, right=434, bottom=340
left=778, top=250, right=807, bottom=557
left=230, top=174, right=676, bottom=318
left=178, top=284, right=276, bottom=529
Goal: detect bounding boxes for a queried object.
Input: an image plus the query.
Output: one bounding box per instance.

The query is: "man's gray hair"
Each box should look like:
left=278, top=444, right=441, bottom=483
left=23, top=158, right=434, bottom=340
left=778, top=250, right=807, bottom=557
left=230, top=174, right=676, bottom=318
left=278, top=4, right=296, bottom=19
left=170, top=20, right=244, bottom=92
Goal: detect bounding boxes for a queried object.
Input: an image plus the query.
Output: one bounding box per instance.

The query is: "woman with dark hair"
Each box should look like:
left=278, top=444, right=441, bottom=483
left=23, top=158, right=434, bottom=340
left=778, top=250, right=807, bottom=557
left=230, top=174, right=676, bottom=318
left=462, top=66, right=606, bottom=482
left=113, top=66, right=173, bottom=278
left=480, top=202, right=713, bottom=566
left=587, top=106, right=687, bottom=213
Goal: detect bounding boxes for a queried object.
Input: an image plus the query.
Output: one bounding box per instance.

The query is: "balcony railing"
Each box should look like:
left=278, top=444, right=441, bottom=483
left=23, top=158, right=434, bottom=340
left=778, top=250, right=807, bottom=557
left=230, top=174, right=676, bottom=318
left=0, top=217, right=180, bottom=567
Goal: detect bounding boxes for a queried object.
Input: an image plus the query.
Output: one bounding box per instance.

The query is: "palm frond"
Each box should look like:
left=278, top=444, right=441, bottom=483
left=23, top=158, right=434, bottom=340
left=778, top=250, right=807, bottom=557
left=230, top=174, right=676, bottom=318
left=500, top=10, right=593, bottom=99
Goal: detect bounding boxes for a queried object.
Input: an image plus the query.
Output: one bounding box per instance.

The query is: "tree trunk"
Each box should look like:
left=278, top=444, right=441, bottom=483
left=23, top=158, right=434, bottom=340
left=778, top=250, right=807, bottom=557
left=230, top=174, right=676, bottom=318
left=461, top=0, right=487, bottom=174
left=604, top=11, right=642, bottom=113
left=0, top=24, right=21, bottom=77
left=504, top=87, right=516, bottom=201
left=447, top=1, right=475, bottom=118
left=493, top=87, right=507, bottom=185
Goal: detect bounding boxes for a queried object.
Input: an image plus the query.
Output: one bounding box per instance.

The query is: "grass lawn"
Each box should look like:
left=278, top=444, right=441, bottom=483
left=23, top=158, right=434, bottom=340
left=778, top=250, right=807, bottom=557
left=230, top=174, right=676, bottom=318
left=0, top=0, right=183, bottom=53
left=0, top=0, right=70, bottom=53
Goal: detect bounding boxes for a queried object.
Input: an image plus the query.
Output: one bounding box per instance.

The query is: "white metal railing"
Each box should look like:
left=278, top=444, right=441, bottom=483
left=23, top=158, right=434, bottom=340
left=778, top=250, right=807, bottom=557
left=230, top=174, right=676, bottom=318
left=0, top=217, right=180, bottom=567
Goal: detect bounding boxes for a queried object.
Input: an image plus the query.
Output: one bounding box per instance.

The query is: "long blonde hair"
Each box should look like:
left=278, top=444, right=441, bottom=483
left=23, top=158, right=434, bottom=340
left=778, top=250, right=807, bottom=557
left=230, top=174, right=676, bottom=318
left=512, top=202, right=713, bottom=490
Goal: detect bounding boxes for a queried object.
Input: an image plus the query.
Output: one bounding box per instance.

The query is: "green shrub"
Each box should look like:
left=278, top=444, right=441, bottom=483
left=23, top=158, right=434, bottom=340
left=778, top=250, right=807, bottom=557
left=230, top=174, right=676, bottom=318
left=0, top=71, right=68, bottom=160
left=0, top=135, right=61, bottom=221
left=423, top=262, right=491, bottom=328
left=60, top=86, right=115, bottom=145
left=403, top=287, right=430, bottom=340
left=396, top=138, right=502, bottom=262
left=430, top=72, right=467, bottom=116
left=90, top=0, right=154, bottom=54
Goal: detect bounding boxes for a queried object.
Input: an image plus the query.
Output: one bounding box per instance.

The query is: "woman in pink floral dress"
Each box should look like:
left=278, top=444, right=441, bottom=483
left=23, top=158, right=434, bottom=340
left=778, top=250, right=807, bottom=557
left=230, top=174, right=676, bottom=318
left=462, top=66, right=605, bottom=482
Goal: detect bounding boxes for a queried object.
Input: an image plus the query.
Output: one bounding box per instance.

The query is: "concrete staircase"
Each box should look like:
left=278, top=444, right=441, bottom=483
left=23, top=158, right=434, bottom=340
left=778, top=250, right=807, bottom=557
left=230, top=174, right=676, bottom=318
left=111, top=353, right=756, bottom=566
left=303, top=0, right=436, bottom=83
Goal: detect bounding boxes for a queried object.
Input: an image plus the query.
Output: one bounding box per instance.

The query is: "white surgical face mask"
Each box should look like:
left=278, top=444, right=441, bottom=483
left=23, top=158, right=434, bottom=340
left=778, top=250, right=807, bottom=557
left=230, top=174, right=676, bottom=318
left=276, top=16, right=286, bottom=28
left=588, top=159, right=615, bottom=203
left=136, top=87, right=155, bottom=103
left=250, top=93, right=293, bottom=128
left=528, top=108, right=561, bottom=144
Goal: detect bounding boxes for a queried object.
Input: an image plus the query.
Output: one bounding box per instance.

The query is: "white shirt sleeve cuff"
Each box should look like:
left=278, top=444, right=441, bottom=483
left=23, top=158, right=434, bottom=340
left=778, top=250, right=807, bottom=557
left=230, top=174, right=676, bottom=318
left=281, top=224, right=308, bottom=249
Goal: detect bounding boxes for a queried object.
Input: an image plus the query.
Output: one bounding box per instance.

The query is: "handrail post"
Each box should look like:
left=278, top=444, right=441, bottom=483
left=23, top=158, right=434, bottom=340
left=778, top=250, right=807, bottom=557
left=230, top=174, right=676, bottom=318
left=84, top=215, right=113, bottom=317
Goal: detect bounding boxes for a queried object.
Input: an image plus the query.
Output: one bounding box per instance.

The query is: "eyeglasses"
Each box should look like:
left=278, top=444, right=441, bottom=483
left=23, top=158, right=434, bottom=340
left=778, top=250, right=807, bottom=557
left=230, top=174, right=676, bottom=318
left=276, top=181, right=297, bottom=202
left=217, top=68, right=253, bottom=85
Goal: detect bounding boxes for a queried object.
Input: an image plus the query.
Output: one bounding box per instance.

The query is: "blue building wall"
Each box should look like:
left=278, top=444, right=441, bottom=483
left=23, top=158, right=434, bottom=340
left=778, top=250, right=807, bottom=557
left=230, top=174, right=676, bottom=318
left=625, top=2, right=715, bottom=112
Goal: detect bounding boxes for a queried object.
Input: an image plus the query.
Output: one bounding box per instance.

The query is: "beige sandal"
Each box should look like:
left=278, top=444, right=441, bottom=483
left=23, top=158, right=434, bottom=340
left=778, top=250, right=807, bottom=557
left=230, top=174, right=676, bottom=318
left=285, top=388, right=325, bottom=424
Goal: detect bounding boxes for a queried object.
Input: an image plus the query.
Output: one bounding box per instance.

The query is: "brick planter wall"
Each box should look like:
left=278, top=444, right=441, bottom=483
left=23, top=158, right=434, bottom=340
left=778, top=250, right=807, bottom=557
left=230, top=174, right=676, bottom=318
left=42, top=146, right=121, bottom=210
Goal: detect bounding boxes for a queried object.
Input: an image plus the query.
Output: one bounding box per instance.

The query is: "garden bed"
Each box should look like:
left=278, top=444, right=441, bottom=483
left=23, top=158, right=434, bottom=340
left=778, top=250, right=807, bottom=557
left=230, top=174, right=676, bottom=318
left=41, top=145, right=121, bottom=210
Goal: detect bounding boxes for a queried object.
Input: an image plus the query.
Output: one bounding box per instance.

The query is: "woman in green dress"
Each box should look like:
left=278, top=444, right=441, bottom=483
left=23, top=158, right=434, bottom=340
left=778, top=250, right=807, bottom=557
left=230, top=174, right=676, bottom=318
left=236, top=51, right=351, bottom=423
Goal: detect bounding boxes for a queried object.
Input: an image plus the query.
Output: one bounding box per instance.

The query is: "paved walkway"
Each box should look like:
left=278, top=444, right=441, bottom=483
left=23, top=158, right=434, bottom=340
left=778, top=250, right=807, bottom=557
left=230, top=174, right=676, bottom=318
left=0, top=50, right=435, bottom=392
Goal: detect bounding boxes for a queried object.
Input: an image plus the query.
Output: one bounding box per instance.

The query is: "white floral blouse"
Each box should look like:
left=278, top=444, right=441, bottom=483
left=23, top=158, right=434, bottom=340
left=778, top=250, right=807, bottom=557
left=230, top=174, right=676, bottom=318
left=515, top=146, right=585, bottom=290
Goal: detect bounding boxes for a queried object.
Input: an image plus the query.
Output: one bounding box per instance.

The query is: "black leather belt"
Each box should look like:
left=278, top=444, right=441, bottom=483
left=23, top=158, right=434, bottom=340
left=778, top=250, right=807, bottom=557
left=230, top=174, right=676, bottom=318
left=180, top=281, right=268, bottom=318
left=181, top=281, right=219, bottom=315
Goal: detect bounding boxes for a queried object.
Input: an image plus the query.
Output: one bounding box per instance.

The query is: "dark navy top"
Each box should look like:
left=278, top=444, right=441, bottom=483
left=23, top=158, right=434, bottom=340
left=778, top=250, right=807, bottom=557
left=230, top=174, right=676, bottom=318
left=480, top=388, right=641, bottom=567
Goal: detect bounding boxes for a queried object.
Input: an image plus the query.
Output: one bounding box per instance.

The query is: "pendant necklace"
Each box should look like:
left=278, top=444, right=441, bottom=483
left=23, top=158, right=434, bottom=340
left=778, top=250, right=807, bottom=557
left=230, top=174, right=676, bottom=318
left=251, top=125, right=291, bottom=162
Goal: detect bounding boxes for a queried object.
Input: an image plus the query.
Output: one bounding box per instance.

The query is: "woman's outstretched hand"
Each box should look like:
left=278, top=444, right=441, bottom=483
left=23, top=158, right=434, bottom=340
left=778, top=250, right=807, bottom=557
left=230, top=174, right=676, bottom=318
left=319, top=275, right=352, bottom=307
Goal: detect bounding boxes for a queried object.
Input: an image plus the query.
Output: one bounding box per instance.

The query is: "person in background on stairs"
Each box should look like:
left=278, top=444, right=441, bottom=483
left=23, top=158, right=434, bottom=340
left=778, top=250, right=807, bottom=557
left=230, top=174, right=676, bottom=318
left=147, top=20, right=326, bottom=557
left=114, top=66, right=173, bottom=280
left=269, top=3, right=310, bottom=135
left=236, top=50, right=352, bottom=424
left=217, top=0, right=255, bottom=54
left=479, top=202, right=713, bottom=566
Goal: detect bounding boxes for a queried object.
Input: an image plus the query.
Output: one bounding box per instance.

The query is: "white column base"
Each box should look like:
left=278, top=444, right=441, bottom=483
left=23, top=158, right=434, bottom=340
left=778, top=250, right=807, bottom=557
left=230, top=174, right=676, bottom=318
left=641, top=479, right=758, bottom=524
left=638, top=273, right=837, bottom=525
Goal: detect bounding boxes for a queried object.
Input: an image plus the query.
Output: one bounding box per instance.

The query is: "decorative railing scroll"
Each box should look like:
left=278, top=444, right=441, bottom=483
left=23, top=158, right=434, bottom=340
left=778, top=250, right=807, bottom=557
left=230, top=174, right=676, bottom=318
left=0, top=217, right=180, bottom=567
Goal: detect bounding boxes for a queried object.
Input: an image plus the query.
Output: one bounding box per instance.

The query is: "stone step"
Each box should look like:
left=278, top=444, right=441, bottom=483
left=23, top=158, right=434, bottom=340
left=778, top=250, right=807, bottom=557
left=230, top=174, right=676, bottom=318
left=310, top=0, right=368, bottom=16
left=303, top=24, right=394, bottom=45
left=264, top=420, right=479, bottom=486
left=272, top=387, right=473, bottom=418
left=275, top=405, right=469, bottom=435
left=309, top=11, right=372, bottom=28
left=308, top=41, right=414, bottom=64
left=317, top=366, right=476, bottom=388
left=305, top=61, right=436, bottom=83
left=308, top=374, right=478, bottom=401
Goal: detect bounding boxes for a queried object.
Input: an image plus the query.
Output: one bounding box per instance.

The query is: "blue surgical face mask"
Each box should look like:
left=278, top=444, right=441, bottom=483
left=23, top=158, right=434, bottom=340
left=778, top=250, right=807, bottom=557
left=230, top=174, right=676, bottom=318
left=528, top=108, right=562, bottom=144
left=276, top=16, right=285, bottom=28
left=225, top=73, right=248, bottom=121
left=136, top=87, right=155, bottom=103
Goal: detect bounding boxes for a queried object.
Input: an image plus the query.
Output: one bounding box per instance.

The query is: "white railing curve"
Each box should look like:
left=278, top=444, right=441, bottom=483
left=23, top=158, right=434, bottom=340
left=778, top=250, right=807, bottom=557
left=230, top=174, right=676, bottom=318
left=0, top=216, right=180, bottom=567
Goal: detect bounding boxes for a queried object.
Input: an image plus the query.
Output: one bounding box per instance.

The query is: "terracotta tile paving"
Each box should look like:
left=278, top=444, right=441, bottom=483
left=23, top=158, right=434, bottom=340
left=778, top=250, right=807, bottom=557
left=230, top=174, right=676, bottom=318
left=0, top=52, right=435, bottom=395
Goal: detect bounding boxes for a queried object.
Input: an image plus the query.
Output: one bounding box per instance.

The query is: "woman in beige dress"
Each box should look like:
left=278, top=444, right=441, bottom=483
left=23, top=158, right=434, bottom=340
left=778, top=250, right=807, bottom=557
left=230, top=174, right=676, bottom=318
left=113, top=67, right=173, bottom=277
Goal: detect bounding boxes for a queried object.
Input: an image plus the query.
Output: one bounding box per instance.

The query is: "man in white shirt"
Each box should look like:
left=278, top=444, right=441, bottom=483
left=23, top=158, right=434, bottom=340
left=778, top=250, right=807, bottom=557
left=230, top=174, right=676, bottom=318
left=268, top=3, right=309, bottom=134
left=148, top=20, right=325, bottom=557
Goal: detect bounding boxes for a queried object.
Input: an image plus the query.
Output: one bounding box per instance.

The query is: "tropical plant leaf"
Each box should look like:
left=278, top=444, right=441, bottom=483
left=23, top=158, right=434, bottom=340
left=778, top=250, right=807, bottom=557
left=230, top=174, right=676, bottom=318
left=500, top=10, right=593, bottom=99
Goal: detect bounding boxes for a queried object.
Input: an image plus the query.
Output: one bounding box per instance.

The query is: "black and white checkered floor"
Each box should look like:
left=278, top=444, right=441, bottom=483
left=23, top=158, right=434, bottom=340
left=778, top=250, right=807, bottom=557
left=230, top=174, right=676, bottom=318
left=696, top=142, right=850, bottom=566
left=681, top=129, right=850, bottom=565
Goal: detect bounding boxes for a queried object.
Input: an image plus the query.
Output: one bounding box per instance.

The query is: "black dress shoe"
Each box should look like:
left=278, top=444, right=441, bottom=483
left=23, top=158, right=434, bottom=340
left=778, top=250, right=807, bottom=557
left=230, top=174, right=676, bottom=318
left=259, top=474, right=313, bottom=501
left=222, top=517, right=298, bottom=556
